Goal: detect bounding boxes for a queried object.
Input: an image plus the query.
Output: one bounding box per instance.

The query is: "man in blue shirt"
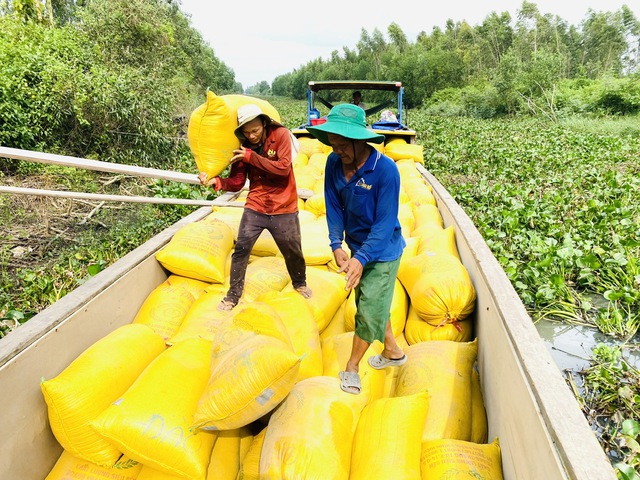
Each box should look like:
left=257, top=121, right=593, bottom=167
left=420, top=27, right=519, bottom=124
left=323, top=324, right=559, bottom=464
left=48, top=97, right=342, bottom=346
left=307, top=104, right=407, bottom=394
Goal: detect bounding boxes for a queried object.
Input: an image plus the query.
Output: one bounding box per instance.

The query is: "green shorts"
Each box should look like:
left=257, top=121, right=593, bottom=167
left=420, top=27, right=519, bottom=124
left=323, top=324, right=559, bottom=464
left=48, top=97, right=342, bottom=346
left=354, top=258, right=401, bottom=344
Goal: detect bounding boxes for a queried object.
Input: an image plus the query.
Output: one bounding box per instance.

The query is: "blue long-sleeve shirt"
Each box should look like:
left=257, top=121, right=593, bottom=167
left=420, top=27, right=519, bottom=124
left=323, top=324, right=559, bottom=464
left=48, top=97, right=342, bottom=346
left=324, top=149, right=406, bottom=266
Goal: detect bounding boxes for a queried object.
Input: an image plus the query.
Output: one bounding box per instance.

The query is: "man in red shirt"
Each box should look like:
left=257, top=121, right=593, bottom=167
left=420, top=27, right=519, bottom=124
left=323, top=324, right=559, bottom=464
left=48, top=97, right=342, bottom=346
left=198, top=104, right=312, bottom=310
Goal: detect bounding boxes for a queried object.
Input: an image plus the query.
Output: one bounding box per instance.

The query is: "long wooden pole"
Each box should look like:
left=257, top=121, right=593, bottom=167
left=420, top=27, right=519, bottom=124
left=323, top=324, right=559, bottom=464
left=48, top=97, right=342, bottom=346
left=0, top=146, right=201, bottom=184
left=0, top=146, right=316, bottom=200
left=0, top=186, right=225, bottom=206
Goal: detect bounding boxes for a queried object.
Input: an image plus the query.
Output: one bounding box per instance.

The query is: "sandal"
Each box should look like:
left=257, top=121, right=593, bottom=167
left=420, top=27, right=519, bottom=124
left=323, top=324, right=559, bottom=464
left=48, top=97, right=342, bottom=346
left=217, top=298, right=238, bottom=311
left=339, top=371, right=361, bottom=395
left=295, top=285, right=313, bottom=299
left=368, top=353, right=407, bottom=369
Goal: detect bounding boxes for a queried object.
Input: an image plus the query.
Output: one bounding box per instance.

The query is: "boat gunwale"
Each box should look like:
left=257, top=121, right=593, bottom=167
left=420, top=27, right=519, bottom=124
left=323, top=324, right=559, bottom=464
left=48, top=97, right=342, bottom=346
left=0, top=206, right=214, bottom=367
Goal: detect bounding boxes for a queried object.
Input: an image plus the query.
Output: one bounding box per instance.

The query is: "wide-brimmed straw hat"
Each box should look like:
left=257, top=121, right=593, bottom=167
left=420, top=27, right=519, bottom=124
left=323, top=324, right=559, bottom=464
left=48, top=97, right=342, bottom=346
left=306, top=103, right=384, bottom=146
left=234, top=104, right=282, bottom=141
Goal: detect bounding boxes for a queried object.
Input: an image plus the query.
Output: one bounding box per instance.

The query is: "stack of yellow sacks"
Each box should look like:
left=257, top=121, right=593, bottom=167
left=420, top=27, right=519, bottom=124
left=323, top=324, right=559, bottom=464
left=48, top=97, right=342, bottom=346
left=40, top=133, right=503, bottom=479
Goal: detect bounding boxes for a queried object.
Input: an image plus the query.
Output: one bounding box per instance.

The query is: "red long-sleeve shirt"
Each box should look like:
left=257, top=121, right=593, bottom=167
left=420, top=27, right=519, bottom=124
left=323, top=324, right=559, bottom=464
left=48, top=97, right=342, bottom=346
left=219, top=125, right=298, bottom=215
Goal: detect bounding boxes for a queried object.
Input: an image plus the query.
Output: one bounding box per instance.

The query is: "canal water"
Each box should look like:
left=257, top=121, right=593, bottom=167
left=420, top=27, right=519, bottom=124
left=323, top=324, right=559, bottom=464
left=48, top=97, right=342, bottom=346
left=535, top=318, right=640, bottom=373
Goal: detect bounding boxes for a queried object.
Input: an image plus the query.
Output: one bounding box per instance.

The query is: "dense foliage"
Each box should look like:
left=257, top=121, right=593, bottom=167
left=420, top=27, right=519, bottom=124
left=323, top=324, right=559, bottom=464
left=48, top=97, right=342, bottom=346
left=0, top=0, right=239, bottom=170
left=417, top=116, right=640, bottom=339
left=270, top=3, right=640, bottom=118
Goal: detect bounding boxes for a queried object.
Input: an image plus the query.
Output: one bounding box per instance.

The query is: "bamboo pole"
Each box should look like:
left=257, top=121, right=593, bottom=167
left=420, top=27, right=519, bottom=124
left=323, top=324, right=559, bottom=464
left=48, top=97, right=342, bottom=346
left=0, top=146, right=200, bottom=184
left=0, top=186, right=226, bottom=206
left=0, top=146, right=316, bottom=200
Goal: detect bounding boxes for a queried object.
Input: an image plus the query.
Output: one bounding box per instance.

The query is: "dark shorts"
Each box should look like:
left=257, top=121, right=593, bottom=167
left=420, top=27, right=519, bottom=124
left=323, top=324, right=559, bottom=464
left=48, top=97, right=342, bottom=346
left=354, top=257, right=401, bottom=344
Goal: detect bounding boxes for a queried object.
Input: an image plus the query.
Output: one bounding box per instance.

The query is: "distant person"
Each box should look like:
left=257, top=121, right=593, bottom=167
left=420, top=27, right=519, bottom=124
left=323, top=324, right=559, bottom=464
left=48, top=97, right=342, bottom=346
left=351, top=91, right=367, bottom=111
left=307, top=103, right=407, bottom=395
left=198, top=104, right=312, bottom=311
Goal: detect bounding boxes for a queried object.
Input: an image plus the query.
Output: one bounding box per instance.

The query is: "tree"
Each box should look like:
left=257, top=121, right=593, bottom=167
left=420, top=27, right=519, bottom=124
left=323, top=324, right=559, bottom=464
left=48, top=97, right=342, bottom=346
left=620, top=5, right=640, bottom=74
left=388, top=22, right=408, bottom=53
left=477, top=11, right=514, bottom=66
left=356, top=27, right=387, bottom=79
left=581, top=9, right=628, bottom=77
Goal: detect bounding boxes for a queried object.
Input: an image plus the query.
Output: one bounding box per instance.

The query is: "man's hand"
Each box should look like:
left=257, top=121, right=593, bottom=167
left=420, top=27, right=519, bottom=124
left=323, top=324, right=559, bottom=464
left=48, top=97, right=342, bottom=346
left=230, top=146, right=247, bottom=164
left=197, top=172, right=221, bottom=191
left=336, top=252, right=363, bottom=291
left=333, top=248, right=349, bottom=269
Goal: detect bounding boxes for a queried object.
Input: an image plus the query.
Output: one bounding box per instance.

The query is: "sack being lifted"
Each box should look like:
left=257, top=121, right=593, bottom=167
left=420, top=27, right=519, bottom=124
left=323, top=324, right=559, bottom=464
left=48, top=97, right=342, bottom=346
left=188, top=91, right=281, bottom=178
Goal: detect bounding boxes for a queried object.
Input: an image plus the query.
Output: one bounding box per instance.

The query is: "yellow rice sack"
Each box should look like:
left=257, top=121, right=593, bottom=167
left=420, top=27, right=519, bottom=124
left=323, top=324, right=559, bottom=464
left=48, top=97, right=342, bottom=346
left=242, top=256, right=291, bottom=302
left=211, top=301, right=292, bottom=348
left=298, top=208, right=318, bottom=224
left=398, top=201, right=416, bottom=237
left=398, top=252, right=476, bottom=328
left=283, top=267, right=349, bottom=332
left=188, top=91, right=280, bottom=178
left=321, top=331, right=386, bottom=401
left=188, top=90, right=237, bottom=178
left=395, top=339, right=478, bottom=441
left=168, top=290, right=235, bottom=344
left=204, top=206, right=243, bottom=239
left=404, top=178, right=437, bottom=207
left=312, top=175, right=324, bottom=194
left=300, top=218, right=333, bottom=265
left=294, top=166, right=319, bottom=191
left=297, top=136, right=324, bottom=157
left=45, top=451, right=142, bottom=480
left=164, top=274, right=210, bottom=299
left=249, top=229, right=279, bottom=256
left=260, top=376, right=368, bottom=479
left=397, top=250, right=452, bottom=298
left=398, top=235, right=420, bottom=270
left=411, top=257, right=476, bottom=327
left=307, top=151, right=328, bottom=174
left=305, top=192, right=326, bottom=216
left=396, top=331, right=410, bottom=350
left=90, top=339, right=216, bottom=480
left=382, top=357, right=402, bottom=398
left=237, top=427, right=266, bottom=480
left=411, top=222, right=444, bottom=244
left=193, top=304, right=300, bottom=430
left=319, top=299, right=348, bottom=341
left=41, top=324, right=165, bottom=467
left=417, top=224, right=460, bottom=259
left=257, top=290, right=323, bottom=381
left=384, top=141, right=423, bottom=163
left=412, top=202, right=443, bottom=228
left=222, top=94, right=281, bottom=121
left=137, top=465, right=184, bottom=479
left=194, top=333, right=300, bottom=430
left=420, top=438, right=503, bottom=480
left=396, top=158, right=422, bottom=180
left=350, top=392, right=429, bottom=480
left=293, top=151, right=309, bottom=167
left=207, top=426, right=254, bottom=480
left=155, top=220, right=234, bottom=283
left=404, top=304, right=474, bottom=344
left=132, top=282, right=195, bottom=341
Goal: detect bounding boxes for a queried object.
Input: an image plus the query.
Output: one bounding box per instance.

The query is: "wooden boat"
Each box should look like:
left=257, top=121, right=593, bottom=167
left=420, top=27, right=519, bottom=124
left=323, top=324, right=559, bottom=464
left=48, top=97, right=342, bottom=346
left=0, top=161, right=616, bottom=479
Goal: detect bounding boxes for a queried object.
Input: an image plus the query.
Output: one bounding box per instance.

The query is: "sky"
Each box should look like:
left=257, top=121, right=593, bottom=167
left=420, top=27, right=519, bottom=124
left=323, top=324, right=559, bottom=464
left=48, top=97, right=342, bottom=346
left=179, top=0, right=638, bottom=88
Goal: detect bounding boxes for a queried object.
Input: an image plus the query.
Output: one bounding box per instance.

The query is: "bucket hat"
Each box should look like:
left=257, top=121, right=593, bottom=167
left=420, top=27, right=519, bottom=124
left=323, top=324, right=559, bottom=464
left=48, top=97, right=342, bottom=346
left=234, top=104, right=282, bottom=141
left=306, top=103, right=384, bottom=146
